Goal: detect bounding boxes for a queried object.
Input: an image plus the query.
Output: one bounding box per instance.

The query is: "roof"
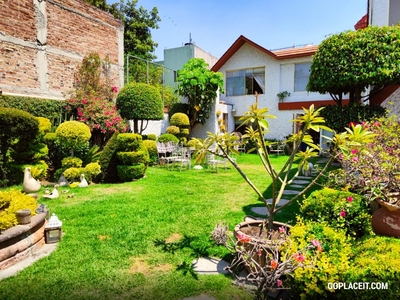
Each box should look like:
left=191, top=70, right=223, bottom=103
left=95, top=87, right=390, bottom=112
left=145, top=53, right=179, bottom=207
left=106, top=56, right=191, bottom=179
left=211, top=35, right=318, bottom=71
left=354, top=14, right=368, bottom=30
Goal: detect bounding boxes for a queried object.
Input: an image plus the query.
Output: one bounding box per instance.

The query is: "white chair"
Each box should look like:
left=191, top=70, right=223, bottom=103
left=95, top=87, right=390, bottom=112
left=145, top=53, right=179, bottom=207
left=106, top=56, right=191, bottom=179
left=172, top=147, right=191, bottom=171
left=207, top=153, right=228, bottom=172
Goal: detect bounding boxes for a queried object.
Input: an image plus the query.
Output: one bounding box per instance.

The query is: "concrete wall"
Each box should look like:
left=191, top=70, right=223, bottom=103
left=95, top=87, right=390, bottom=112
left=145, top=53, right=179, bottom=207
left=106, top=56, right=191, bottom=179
left=0, top=0, right=124, bottom=100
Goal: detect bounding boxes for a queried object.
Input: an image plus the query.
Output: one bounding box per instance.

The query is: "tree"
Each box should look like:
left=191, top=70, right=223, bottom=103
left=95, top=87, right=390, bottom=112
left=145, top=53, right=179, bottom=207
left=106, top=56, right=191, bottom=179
left=307, top=25, right=400, bottom=106
left=116, top=82, right=163, bottom=134
left=176, top=58, right=224, bottom=128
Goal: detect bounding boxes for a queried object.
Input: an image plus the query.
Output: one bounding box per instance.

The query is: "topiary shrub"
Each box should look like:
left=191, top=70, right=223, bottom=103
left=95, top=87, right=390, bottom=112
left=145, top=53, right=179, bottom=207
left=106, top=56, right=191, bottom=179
left=0, top=189, right=37, bottom=231
left=0, top=107, right=39, bottom=185
left=83, top=162, right=102, bottom=183
left=143, top=140, right=157, bottom=165
left=115, top=133, right=149, bottom=181
left=286, top=218, right=353, bottom=300
left=142, top=133, right=157, bottom=141
left=63, top=167, right=81, bottom=182
left=300, top=188, right=372, bottom=238
left=157, top=133, right=179, bottom=144
left=55, top=121, right=91, bottom=156
left=335, top=235, right=400, bottom=299
left=166, top=125, right=180, bottom=136
left=62, top=157, right=83, bottom=168
left=98, top=132, right=120, bottom=183
left=170, top=112, right=190, bottom=127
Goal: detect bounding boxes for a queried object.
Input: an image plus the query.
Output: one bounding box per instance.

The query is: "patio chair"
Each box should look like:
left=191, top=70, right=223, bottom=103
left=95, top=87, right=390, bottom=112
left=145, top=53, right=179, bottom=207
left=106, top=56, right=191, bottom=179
left=171, top=146, right=191, bottom=171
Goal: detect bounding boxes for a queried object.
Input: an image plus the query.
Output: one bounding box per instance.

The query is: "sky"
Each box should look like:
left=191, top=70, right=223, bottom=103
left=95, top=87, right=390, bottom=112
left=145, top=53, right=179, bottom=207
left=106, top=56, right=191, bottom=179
left=107, top=0, right=368, bottom=60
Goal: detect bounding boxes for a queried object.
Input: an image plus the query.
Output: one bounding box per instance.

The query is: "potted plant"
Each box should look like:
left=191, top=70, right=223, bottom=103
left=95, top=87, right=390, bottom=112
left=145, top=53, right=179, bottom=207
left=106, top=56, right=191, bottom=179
left=194, top=101, right=372, bottom=232
left=338, top=116, right=400, bottom=237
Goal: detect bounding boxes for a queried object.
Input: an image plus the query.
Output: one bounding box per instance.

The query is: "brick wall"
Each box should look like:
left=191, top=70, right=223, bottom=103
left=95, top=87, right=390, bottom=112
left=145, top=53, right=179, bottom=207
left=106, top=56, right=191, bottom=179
left=0, top=0, right=123, bottom=100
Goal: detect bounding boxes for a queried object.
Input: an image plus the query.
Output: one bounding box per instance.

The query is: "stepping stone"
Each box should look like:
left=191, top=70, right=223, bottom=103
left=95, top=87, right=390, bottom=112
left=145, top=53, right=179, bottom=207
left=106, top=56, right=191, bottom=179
left=250, top=206, right=269, bottom=216
left=292, top=180, right=311, bottom=184
left=297, top=175, right=313, bottom=179
left=266, top=198, right=290, bottom=206
left=192, top=257, right=229, bottom=275
left=289, top=184, right=306, bottom=188
left=282, top=189, right=299, bottom=195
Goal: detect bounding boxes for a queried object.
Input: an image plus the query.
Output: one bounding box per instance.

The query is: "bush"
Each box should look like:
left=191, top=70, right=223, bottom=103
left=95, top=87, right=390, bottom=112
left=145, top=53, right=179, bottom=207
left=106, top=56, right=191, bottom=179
left=142, top=134, right=157, bottom=141
left=335, top=235, right=400, bottom=299
left=300, top=188, right=372, bottom=238
left=0, top=189, right=37, bottom=231
left=166, top=125, right=180, bottom=135
left=116, top=150, right=149, bottom=165
left=63, top=167, right=81, bottom=182
left=98, top=132, right=120, bottom=183
left=286, top=218, right=353, bottom=299
left=158, top=133, right=179, bottom=144
left=117, top=133, right=142, bottom=151
left=62, top=157, right=83, bottom=168
left=8, top=161, right=49, bottom=184
left=83, top=162, right=102, bottom=183
left=143, top=140, right=157, bottom=165
left=55, top=121, right=91, bottom=154
left=170, top=112, right=190, bottom=127
left=116, top=164, right=146, bottom=181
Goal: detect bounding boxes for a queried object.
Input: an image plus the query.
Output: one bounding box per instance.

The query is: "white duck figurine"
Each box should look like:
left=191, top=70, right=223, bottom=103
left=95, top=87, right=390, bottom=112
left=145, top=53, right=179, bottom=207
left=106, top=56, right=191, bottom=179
left=42, top=184, right=59, bottom=199
left=78, top=174, right=88, bottom=188
left=23, top=167, right=41, bottom=193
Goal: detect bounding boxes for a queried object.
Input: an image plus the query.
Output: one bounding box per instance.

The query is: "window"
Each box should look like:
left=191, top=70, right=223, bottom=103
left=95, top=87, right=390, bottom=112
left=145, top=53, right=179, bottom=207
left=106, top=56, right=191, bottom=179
left=294, top=62, right=311, bottom=92
left=226, top=67, right=265, bottom=96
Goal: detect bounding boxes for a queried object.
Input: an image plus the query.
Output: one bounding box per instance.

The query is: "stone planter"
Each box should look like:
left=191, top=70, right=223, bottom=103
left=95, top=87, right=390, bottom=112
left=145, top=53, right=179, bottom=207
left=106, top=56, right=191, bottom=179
left=0, top=210, right=48, bottom=270
left=16, top=209, right=32, bottom=225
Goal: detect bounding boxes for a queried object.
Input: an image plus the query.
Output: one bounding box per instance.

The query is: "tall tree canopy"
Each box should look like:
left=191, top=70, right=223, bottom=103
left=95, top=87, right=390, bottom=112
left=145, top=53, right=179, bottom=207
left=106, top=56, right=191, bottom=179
left=84, top=0, right=160, bottom=59
left=307, top=25, right=400, bottom=106
left=176, top=58, right=224, bottom=128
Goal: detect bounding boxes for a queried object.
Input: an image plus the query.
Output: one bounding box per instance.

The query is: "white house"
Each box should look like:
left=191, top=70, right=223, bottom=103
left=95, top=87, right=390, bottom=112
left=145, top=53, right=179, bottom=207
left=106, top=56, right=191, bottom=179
left=210, top=35, right=345, bottom=142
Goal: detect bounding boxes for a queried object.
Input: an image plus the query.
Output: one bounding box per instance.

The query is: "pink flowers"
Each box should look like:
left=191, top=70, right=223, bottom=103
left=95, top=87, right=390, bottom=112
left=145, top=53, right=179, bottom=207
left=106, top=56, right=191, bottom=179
left=277, top=279, right=283, bottom=287
left=351, top=149, right=357, bottom=155
left=340, top=210, right=347, bottom=217
left=278, top=226, right=286, bottom=233
left=347, top=196, right=353, bottom=202
left=237, top=233, right=250, bottom=243
left=111, top=86, right=118, bottom=93
left=311, top=239, right=323, bottom=252
left=293, top=253, right=305, bottom=263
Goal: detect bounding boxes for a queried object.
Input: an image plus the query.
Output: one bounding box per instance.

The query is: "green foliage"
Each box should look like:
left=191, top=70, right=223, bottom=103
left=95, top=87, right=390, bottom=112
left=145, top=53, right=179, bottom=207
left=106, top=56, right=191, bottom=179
left=142, top=133, right=156, bottom=141
left=81, top=144, right=102, bottom=166
left=176, top=58, right=224, bottom=127
left=143, top=140, right=158, bottom=165
left=83, top=162, right=102, bottom=183
left=62, top=157, right=83, bottom=168
left=300, top=188, right=372, bottom=238
left=36, top=117, right=52, bottom=135
left=335, top=235, right=400, bottom=299
left=8, top=161, right=49, bottom=184
left=158, top=84, right=179, bottom=107
left=157, top=133, right=179, bottom=144
left=169, top=103, right=190, bottom=119
left=0, top=189, right=37, bottom=231
left=63, top=167, right=81, bottom=182
left=166, top=125, right=180, bottom=135
left=55, top=121, right=91, bottom=153
left=116, top=150, right=149, bottom=165
left=319, top=104, right=387, bottom=132
left=287, top=219, right=353, bottom=299
left=0, top=107, right=39, bottom=185
left=0, top=95, right=67, bottom=126
left=116, top=133, right=143, bottom=151
left=170, top=113, right=190, bottom=127
left=98, top=132, right=120, bottom=183
left=308, top=25, right=400, bottom=104
left=116, top=82, right=163, bottom=134
left=116, top=164, right=146, bottom=181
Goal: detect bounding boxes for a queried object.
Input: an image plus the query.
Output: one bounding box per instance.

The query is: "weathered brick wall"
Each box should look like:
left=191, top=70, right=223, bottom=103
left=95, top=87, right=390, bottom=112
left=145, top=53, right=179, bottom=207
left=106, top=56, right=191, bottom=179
left=0, top=0, right=123, bottom=100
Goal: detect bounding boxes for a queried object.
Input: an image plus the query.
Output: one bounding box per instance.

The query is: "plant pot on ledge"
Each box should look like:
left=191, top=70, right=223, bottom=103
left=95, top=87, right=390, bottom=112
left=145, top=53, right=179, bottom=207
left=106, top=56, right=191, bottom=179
left=16, top=209, right=32, bottom=225
left=372, top=198, right=400, bottom=238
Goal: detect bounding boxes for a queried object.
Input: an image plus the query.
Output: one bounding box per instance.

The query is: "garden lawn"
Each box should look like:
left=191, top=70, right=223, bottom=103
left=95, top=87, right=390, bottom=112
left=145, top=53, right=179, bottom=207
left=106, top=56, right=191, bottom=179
left=0, top=154, right=319, bottom=300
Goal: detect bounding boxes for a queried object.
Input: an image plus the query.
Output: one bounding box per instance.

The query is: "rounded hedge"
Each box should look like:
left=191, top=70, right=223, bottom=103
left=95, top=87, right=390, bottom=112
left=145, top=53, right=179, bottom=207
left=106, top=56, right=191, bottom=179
left=170, top=112, right=190, bottom=127
left=166, top=125, right=180, bottom=135
left=55, top=121, right=91, bottom=151
left=117, top=164, right=146, bottom=181
left=157, top=133, right=179, bottom=144
left=116, top=82, right=163, bottom=121
left=143, top=140, right=157, bottom=165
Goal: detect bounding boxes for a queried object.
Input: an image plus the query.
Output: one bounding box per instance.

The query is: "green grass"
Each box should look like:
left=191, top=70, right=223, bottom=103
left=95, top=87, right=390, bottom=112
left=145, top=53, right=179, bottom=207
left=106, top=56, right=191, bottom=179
left=0, top=154, right=322, bottom=300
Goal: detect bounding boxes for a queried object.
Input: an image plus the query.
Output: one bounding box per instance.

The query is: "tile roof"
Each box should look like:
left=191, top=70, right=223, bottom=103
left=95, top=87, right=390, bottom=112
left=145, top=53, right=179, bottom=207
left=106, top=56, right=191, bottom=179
left=211, top=35, right=317, bottom=71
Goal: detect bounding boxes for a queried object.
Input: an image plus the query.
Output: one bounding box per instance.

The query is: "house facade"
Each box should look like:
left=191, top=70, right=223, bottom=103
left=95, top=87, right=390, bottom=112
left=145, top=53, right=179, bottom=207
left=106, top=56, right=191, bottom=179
left=210, top=35, right=341, bottom=141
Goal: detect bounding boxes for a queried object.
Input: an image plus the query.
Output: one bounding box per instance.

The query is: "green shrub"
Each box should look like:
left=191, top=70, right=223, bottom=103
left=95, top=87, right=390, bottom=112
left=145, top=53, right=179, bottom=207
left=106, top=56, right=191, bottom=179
left=180, top=128, right=189, bottom=136
left=143, top=140, right=157, bottom=165
left=55, top=121, right=91, bottom=154
left=158, top=133, right=179, bottom=144
left=117, top=164, right=146, bottom=181
left=170, top=112, right=190, bottom=127
left=98, top=132, right=120, bottom=183
left=116, top=150, right=150, bottom=165
left=142, top=134, right=157, bottom=141
left=63, top=167, right=82, bottom=182
left=322, top=168, right=348, bottom=189
left=166, top=125, right=180, bottom=135
left=300, top=188, right=372, bottom=238
left=37, top=117, right=52, bottom=135
left=83, top=162, right=102, bottom=183
left=335, top=235, right=400, bottom=299
left=62, top=157, right=83, bottom=168
left=0, top=189, right=37, bottom=231
left=286, top=218, right=353, bottom=299
left=8, top=161, right=49, bottom=184
left=117, top=133, right=142, bottom=151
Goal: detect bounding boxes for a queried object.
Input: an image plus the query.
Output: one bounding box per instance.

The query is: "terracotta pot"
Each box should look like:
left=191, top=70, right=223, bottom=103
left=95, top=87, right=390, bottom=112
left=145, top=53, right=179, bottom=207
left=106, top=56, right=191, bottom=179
left=371, top=199, right=400, bottom=237
left=233, top=220, right=290, bottom=272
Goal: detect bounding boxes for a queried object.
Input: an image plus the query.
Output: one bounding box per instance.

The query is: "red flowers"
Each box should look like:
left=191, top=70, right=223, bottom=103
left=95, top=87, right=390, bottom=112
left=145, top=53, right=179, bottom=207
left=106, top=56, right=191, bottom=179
left=346, top=196, right=353, bottom=202
left=271, top=260, right=278, bottom=269
left=340, top=210, right=347, bottom=217
left=237, top=233, right=250, bottom=243
left=293, top=253, right=305, bottom=263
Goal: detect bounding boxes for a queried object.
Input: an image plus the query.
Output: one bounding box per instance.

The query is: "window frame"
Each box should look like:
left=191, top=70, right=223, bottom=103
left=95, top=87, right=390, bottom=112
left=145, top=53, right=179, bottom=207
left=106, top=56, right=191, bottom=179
left=226, top=67, right=265, bottom=96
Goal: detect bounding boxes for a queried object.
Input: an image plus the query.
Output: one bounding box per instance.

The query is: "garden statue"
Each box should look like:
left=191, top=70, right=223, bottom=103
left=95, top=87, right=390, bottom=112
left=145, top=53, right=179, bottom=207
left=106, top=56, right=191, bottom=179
left=23, top=167, right=41, bottom=193
left=58, top=173, right=69, bottom=187
left=78, top=174, right=88, bottom=188
left=42, top=184, right=59, bottom=199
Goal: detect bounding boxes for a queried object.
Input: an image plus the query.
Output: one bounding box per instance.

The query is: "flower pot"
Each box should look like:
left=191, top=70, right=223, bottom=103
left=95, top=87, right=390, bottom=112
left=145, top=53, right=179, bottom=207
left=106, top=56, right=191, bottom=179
left=233, top=220, right=290, bottom=272
left=371, top=199, right=400, bottom=237
left=16, top=209, right=32, bottom=225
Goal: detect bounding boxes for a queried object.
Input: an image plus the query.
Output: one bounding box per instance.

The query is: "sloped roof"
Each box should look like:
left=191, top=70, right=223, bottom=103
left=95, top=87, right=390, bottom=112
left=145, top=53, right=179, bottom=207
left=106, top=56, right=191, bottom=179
left=211, top=35, right=318, bottom=71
